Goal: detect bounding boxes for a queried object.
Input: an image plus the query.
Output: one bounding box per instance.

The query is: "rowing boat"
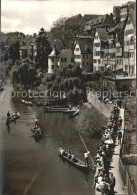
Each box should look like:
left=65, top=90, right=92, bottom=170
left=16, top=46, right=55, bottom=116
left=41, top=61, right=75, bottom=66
left=22, top=99, right=33, bottom=106
left=70, top=108, right=80, bottom=118
left=6, top=112, right=20, bottom=125
left=44, top=106, right=70, bottom=112
left=58, top=148, right=89, bottom=171
left=31, top=126, right=42, bottom=138
left=63, top=108, right=77, bottom=114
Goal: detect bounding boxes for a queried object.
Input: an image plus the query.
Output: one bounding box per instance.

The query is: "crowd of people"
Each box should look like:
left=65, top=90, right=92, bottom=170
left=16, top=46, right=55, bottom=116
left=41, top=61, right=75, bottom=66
left=92, top=103, right=123, bottom=195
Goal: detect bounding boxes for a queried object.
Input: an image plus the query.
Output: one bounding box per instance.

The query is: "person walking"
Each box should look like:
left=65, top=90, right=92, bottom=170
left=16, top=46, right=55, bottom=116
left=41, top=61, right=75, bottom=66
left=7, top=111, right=10, bottom=118
left=117, top=130, right=122, bottom=145
left=109, top=172, right=115, bottom=195
left=84, top=150, right=90, bottom=166
left=118, top=116, right=122, bottom=129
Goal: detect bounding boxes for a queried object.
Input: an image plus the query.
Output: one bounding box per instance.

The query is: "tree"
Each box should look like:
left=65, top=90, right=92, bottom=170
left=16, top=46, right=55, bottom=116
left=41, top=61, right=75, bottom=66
left=8, top=40, right=20, bottom=63
left=36, top=28, right=51, bottom=75
left=50, top=15, right=83, bottom=50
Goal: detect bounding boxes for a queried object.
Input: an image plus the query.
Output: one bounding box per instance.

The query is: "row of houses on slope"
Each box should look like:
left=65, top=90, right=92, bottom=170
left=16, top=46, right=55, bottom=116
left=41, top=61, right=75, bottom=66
left=48, top=1, right=136, bottom=77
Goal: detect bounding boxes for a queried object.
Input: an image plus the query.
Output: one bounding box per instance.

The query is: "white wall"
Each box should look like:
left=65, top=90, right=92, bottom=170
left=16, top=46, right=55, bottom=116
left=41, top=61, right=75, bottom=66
left=74, top=42, right=82, bottom=68
left=93, top=31, right=101, bottom=72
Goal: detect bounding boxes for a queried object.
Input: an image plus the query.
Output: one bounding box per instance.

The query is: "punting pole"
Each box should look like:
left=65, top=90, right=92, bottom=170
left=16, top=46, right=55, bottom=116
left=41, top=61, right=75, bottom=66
left=79, top=133, right=94, bottom=165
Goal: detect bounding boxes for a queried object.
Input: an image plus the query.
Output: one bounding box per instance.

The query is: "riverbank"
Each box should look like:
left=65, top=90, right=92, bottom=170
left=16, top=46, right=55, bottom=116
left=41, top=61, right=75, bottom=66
left=110, top=108, right=126, bottom=194
left=87, top=91, right=127, bottom=195
left=86, top=90, right=113, bottom=118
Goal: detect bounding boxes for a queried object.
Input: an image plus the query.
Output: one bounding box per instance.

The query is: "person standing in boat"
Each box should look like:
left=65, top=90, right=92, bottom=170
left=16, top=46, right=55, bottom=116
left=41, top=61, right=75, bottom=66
left=69, top=104, right=72, bottom=110
left=35, top=118, right=38, bottom=128
left=7, top=111, right=10, bottom=118
left=84, top=150, right=90, bottom=166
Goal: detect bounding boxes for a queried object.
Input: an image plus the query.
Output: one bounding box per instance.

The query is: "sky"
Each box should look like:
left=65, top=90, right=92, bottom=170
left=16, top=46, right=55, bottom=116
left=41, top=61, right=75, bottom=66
left=1, top=0, right=133, bottom=35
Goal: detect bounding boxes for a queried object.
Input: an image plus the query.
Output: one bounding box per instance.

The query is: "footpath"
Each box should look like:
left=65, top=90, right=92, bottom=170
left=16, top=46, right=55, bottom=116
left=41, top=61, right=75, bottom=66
left=86, top=90, right=127, bottom=195
left=95, top=108, right=126, bottom=195
left=110, top=108, right=127, bottom=195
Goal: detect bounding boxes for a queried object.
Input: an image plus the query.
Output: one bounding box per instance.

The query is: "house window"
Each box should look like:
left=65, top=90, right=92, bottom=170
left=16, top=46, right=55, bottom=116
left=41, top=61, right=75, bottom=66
left=83, top=62, right=84, bottom=66
left=94, top=43, right=100, bottom=47
left=61, top=58, right=67, bottom=62
left=130, top=37, right=134, bottom=45
left=75, top=48, right=79, bottom=51
left=124, top=52, right=129, bottom=58
left=74, top=55, right=81, bottom=59
left=83, top=55, right=88, bottom=59
left=52, top=65, right=54, bottom=69
left=95, top=51, right=100, bottom=56
left=125, top=29, right=134, bottom=36
left=87, top=62, right=88, bottom=66
left=93, top=59, right=97, bottom=63
left=51, top=58, right=54, bottom=62
left=129, top=52, right=134, bottom=58
left=132, top=65, right=134, bottom=74
left=95, top=36, right=98, bottom=40
left=98, top=59, right=100, bottom=64
left=127, top=19, right=131, bottom=25
left=116, top=48, right=121, bottom=53
left=71, top=58, right=74, bottom=62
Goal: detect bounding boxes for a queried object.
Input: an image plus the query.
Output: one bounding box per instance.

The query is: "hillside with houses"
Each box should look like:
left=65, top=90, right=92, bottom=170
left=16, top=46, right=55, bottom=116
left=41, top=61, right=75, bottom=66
left=0, top=1, right=136, bottom=195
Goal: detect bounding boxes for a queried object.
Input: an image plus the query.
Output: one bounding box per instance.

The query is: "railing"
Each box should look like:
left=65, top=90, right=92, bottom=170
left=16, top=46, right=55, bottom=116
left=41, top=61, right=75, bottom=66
left=119, top=157, right=136, bottom=195
left=119, top=113, right=136, bottom=195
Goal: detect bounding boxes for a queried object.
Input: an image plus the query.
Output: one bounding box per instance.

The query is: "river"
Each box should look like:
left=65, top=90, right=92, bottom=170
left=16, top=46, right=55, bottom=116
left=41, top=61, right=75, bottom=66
left=0, top=80, right=103, bottom=195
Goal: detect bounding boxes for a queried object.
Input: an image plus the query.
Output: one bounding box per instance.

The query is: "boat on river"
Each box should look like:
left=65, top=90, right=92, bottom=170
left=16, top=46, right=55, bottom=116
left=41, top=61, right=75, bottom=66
left=31, top=126, right=42, bottom=138
left=22, top=99, right=33, bottom=106
left=6, top=112, right=20, bottom=125
left=44, top=106, right=71, bottom=113
left=63, top=107, right=77, bottom=114
left=58, top=148, right=89, bottom=171
left=33, top=99, right=45, bottom=106
left=70, top=108, right=80, bottom=118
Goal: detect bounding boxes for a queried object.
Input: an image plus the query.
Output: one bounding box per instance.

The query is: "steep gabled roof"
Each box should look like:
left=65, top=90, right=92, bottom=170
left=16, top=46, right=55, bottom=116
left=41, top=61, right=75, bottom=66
left=85, top=14, right=116, bottom=29
left=108, top=19, right=127, bottom=33
left=48, top=46, right=59, bottom=57
left=121, top=1, right=136, bottom=8
left=76, top=31, right=92, bottom=38
left=87, top=15, right=106, bottom=26
left=128, top=12, right=136, bottom=28
left=76, top=38, right=93, bottom=54
left=102, top=14, right=116, bottom=27
left=96, top=28, right=108, bottom=41
left=58, top=48, right=72, bottom=57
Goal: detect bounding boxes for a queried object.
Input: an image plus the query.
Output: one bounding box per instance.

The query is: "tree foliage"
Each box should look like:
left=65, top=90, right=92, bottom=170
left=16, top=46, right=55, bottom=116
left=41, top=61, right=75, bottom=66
left=9, top=40, right=20, bottom=63
left=50, top=15, right=83, bottom=50
left=36, top=28, right=52, bottom=74
left=13, top=58, right=41, bottom=88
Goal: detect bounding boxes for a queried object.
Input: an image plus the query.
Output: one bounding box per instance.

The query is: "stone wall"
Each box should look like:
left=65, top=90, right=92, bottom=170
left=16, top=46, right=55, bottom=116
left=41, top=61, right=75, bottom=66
left=86, top=90, right=113, bottom=118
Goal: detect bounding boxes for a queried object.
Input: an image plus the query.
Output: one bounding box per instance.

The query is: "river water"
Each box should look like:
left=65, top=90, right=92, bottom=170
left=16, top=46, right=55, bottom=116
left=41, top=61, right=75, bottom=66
left=0, top=80, right=103, bottom=195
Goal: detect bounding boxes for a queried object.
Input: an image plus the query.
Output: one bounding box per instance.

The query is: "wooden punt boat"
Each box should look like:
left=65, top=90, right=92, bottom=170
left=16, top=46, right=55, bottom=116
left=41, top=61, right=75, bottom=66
left=22, top=99, right=33, bottom=106
left=63, top=108, right=77, bottom=114
left=6, top=112, right=20, bottom=125
left=33, top=99, right=45, bottom=106
left=31, top=126, right=42, bottom=138
left=44, top=106, right=70, bottom=112
left=69, top=109, right=80, bottom=118
left=58, top=148, right=89, bottom=171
